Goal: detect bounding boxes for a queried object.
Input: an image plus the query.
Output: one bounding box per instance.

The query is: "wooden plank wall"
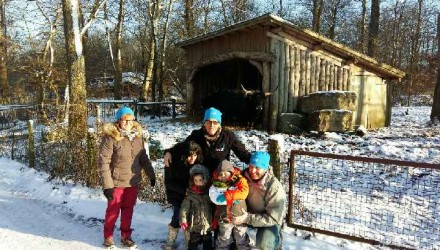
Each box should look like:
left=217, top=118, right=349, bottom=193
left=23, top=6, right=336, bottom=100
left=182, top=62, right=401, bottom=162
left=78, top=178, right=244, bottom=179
left=268, top=33, right=353, bottom=130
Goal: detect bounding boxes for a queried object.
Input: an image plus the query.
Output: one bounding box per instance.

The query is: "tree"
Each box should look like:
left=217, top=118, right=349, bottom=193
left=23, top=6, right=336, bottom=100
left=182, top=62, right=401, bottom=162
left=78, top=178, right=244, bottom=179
left=431, top=13, right=440, bottom=121
left=113, top=0, right=125, bottom=100
left=312, top=0, right=323, bottom=33
left=141, top=0, right=160, bottom=101
left=62, top=0, right=107, bottom=139
left=157, top=0, right=175, bottom=102
left=357, top=0, right=367, bottom=53
left=0, top=0, right=8, bottom=101
left=367, top=0, right=380, bottom=57
left=62, top=0, right=87, bottom=139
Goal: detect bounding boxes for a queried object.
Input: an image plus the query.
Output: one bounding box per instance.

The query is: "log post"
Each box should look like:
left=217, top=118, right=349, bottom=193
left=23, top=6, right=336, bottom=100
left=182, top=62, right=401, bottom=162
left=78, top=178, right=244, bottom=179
left=337, top=67, right=343, bottom=90
left=299, top=50, right=306, bottom=97
left=325, top=61, right=331, bottom=91
left=305, top=51, right=311, bottom=95
left=319, top=59, right=325, bottom=91
left=96, top=104, right=102, bottom=133
left=284, top=44, right=290, bottom=113
left=28, top=120, right=35, bottom=168
left=269, top=39, right=280, bottom=131
left=310, top=54, right=316, bottom=93
left=293, top=47, right=300, bottom=110
left=268, top=138, right=281, bottom=180
left=288, top=46, right=295, bottom=112
left=278, top=43, right=286, bottom=115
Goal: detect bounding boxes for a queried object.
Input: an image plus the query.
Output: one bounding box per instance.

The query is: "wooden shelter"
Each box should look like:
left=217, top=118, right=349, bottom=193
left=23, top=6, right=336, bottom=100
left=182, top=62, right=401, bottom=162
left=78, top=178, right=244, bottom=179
left=177, top=14, right=405, bottom=131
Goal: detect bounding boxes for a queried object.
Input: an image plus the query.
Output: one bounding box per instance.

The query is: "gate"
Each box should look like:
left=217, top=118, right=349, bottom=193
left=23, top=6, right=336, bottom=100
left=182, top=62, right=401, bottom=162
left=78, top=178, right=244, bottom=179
left=288, top=150, right=440, bottom=249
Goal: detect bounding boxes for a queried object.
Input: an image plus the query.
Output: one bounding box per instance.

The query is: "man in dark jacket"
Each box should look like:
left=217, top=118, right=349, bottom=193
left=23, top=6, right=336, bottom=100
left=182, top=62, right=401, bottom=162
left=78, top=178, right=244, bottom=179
left=163, top=141, right=204, bottom=250
left=164, top=107, right=251, bottom=173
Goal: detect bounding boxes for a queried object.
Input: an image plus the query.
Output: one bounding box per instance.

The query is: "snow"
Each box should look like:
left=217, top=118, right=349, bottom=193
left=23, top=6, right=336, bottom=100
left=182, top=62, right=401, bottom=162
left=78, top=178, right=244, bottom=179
left=0, top=105, right=439, bottom=249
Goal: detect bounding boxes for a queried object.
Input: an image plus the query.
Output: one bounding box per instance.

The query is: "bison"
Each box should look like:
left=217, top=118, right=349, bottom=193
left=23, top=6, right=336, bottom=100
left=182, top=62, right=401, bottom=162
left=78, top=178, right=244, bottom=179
left=202, top=85, right=271, bottom=128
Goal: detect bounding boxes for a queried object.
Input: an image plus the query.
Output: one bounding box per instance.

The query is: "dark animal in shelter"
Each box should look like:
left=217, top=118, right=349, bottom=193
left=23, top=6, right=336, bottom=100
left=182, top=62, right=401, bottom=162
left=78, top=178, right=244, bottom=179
left=202, top=85, right=272, bottom=128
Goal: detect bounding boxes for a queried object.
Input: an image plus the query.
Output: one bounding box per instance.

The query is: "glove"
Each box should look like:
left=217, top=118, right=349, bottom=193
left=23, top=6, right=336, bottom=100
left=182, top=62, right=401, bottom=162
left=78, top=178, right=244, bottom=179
left=233, top=208, right=249, bottom=225
left=103, top=188, right=114, bottom=201
left=150, top=178, right=156, bottom=187
left=216, top=194, right=226, bottom=203
left=180, top=222, right=188, bottom=231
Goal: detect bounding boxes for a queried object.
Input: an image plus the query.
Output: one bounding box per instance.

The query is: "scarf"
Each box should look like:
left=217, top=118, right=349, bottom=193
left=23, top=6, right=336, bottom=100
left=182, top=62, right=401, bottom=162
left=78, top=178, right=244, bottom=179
left=203, top=126, right=222, bottom=146
left=121, top=129, right=138, bottom=142
left=190, top=185, right=206, bottom=195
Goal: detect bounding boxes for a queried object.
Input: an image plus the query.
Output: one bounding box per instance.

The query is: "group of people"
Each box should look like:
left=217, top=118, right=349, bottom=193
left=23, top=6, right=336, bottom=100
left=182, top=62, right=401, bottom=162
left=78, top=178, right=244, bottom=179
left=97, top=106, right=287, bottom=250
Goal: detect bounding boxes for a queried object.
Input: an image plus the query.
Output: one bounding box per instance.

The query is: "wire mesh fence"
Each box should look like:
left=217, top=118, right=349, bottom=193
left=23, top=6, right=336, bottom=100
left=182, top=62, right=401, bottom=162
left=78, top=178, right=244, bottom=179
left=288, top=150, right=440, bottom=249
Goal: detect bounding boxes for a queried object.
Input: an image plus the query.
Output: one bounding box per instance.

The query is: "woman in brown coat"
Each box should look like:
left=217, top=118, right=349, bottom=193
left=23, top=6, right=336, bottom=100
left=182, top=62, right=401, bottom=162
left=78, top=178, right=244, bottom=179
left=98, top=106, right=155, bottom=249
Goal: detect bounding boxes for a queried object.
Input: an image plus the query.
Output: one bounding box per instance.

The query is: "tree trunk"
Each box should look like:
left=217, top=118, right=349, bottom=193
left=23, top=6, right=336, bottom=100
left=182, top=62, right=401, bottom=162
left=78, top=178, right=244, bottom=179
left=114, top=0, right=125, bottom=100
left=430, top=13, right=440, bottom=121
left=0, top=0, right=8, bottom=101
left=142, top=0, right=160, bottom=101
left=312, top=0, right=323, bottom=33
left=367, top=0, right=380, bottom=57
left=406, top=0, right=423, bottom=106
left=357, top=0, right=367, bottom=53
left=328, top=2, right=338, bottom=40
left=157, top=0, right=174, bottom=102
left=185, top=0, right=195, bottom=38
left=62, top=0, right=87, bottom=139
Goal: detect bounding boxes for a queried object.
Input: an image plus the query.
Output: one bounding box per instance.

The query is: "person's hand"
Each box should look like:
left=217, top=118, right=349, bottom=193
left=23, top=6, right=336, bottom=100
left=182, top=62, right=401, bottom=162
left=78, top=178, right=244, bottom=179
left=216, top=194, right=226, bottom=203
left=150, top=178, right=156, bottom=187
left=233, top=208, right=249, bottom=225
left=180, top=222, right=188, bottom=231
left=103, top=188, right=114, bottom=201
left=164, top=152, right=172, bottom=167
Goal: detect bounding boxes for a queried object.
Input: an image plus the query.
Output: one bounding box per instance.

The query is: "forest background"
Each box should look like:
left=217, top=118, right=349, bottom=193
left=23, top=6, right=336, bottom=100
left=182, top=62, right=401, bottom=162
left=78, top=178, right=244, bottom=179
left=0, top=0, right=439, bottom=185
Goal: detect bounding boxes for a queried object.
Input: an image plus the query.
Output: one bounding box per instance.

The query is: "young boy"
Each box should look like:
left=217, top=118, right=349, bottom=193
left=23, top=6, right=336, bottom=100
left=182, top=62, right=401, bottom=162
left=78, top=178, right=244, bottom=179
left=179, top=164, right=213, bottom=250
left=209, top=160, right=250, bottom=250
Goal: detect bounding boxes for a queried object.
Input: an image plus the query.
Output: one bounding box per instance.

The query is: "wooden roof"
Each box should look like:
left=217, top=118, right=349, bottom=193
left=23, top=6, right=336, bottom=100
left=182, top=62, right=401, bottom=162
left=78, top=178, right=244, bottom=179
left=177, top=13, right=405, bottom=80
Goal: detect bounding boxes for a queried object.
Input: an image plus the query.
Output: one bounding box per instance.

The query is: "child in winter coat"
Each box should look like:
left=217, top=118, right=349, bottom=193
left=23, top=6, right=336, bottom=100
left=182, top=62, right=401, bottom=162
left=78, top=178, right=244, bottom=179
left=209, top=160, right=250, bottom=250
left=163, top=141, right=204, bottom=250
left=179, top=164, right=214, bottom=250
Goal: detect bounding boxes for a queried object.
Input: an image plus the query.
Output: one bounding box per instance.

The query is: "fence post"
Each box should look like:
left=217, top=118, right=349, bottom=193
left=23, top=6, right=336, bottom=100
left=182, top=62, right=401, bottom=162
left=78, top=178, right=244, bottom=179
left=172, top=98, right=176, bottom=119
left=28, top=120, right=35, bottom=168
left=96, top=104, right=101, bottom=133
left=133, top=99, right=139, bottom=119
left=11, top=131, right=15, bottom=160
left=268, top=138, right=281, bottom=180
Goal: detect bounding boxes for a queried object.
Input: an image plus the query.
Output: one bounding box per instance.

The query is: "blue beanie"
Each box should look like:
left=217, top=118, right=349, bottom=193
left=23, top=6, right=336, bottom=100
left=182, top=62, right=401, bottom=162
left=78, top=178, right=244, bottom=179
left=115, top=106, right=135, bottom=121
left=203, top=107, right=222, bottom=124
left=250, top=151, right=270, bottom=170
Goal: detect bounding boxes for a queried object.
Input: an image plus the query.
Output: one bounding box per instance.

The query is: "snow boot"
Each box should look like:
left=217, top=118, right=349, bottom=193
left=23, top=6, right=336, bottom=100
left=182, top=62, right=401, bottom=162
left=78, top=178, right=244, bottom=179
left=163, top=224, right=179, bottom=250
left=103, top=236, right=115, bottom=249
left=121, top=237, right=137, bottom=248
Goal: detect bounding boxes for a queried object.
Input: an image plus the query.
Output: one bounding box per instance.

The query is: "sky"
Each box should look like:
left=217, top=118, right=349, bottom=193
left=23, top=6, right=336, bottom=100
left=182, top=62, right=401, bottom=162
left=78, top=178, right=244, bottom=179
left=0, top=104, right=438, bottom=249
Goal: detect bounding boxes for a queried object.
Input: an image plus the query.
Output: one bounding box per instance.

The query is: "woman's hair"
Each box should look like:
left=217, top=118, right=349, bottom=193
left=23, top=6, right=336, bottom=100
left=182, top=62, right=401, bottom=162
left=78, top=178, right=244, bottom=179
left=180, top=141, right=204, bottom=164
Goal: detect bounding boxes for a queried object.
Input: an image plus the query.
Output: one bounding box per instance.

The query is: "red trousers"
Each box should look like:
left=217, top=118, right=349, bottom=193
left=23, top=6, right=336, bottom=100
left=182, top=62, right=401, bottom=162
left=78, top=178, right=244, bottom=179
left=103, top=186, right=138, bottom=239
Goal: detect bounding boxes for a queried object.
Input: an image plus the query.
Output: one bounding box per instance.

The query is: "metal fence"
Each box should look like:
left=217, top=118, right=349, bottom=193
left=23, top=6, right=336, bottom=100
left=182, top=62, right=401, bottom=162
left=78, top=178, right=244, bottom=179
left=0, top=100, right=186, bottom=130
left=0, top=105, right=38, bottom=129
left=87, top=99, right=186, bottom=124
left=287, top=150, right=440, bottom=249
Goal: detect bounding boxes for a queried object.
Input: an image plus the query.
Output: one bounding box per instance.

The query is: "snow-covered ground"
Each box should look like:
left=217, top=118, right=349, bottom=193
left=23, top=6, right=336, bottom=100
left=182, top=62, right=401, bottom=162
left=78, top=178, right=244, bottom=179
left=0, top=106, right=438, bottom=249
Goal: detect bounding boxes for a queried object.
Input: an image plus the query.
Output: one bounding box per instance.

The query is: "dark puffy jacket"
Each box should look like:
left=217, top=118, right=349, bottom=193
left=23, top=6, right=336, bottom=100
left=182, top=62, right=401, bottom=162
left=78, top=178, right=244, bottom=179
left=176, top=128, right=251, bottom=173
left=164, top=141, right=203, bottom=204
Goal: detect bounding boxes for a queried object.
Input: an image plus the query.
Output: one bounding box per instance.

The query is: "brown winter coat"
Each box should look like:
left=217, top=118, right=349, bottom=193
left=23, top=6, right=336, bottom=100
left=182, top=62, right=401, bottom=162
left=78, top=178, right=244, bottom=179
left=97, top=122, right=155, bottom=189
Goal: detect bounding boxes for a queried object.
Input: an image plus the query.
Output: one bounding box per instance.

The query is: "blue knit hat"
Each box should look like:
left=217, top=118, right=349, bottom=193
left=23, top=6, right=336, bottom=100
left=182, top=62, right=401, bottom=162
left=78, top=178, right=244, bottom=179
left=203, top=107, right=222, bottom=124
left=115, top=106, right=135, bottom=121
left=250, top=151, right=270, bottom=170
